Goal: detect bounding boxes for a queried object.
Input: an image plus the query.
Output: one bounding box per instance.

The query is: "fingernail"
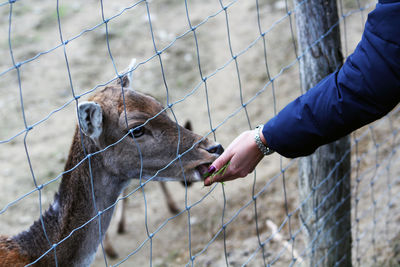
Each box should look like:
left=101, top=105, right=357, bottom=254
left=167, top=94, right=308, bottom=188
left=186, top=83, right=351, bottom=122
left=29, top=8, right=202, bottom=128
left=207, top=165, right=216, bottom=174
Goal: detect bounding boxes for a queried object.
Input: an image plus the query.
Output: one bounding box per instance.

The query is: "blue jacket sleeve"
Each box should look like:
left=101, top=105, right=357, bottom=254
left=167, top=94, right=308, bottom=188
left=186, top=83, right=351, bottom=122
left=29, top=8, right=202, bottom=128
left=262, top=1, right=400, bottom=158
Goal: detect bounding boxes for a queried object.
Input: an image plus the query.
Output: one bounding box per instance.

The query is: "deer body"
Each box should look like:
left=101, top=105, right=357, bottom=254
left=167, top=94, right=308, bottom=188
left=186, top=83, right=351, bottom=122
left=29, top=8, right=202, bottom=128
left=0, top=65, right=221, bottom=266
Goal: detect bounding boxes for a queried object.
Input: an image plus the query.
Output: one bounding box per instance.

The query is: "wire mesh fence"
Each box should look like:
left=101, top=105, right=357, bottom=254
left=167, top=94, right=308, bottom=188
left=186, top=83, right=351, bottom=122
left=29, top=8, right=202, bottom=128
left=0, top=0, right=399, bottom=266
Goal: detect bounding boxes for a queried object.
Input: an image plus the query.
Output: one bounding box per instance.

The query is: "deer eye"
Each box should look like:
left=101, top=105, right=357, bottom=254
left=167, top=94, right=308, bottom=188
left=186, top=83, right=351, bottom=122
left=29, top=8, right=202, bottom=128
left=128, top=126, right=146, bottom=138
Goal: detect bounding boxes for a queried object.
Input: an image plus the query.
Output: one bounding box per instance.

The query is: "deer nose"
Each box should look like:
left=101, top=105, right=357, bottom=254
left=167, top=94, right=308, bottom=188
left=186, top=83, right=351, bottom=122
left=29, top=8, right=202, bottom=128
left=181, top=181, right=193, bottom=187
left=206, top=144, right=224, bottom=155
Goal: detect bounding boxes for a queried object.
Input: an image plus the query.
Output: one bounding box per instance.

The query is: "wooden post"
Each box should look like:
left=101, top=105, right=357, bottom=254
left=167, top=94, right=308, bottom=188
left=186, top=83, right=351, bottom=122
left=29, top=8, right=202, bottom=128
left=294, top=0, right=352, bottom=266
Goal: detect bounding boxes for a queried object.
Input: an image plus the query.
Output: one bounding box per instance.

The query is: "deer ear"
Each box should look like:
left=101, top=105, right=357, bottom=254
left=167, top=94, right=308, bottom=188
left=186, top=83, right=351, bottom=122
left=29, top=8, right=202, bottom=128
left=78, top=101, right=103, bottom=141
left=184, top=121, right=192, bottom=131
left=118, top=58, right=137, bottom=90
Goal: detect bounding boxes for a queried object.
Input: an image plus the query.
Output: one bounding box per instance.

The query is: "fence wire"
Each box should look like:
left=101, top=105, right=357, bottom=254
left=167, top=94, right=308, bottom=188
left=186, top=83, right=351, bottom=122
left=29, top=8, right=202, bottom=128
left=1, top=0, right=398, bottom=266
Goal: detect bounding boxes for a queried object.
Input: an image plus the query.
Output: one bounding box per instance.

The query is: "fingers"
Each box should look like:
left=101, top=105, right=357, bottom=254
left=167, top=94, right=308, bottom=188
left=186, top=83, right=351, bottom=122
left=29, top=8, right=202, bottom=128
left=210, top=149, right=232, bottom=171
left=204, top=173, right=236, bottom=186
left=205, top=158, right=250, bottom=185
left=204, top=130, right=265, bottom=186
left=204, top=149, right=233, bottom=186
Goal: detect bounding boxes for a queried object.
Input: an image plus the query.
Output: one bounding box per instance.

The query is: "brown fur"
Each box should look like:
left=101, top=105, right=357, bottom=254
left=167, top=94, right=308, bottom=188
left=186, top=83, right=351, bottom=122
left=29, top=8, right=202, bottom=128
left=0, top=237, right=29, bottom=267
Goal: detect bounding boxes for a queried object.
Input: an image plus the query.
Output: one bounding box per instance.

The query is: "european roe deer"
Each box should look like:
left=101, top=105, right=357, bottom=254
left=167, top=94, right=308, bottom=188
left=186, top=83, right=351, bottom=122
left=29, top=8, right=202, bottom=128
left=0, top=63, right=222, bottom=266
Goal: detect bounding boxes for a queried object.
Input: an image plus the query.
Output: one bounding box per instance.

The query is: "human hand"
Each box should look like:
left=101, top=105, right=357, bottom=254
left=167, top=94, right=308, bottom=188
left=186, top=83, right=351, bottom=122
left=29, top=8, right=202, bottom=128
left=204, top=129, right=265, bottom=186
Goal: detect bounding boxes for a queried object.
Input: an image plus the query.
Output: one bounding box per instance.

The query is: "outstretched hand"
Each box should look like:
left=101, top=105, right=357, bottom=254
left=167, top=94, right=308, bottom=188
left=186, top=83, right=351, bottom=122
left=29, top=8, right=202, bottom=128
left=204, top=129, right=265, bottom=186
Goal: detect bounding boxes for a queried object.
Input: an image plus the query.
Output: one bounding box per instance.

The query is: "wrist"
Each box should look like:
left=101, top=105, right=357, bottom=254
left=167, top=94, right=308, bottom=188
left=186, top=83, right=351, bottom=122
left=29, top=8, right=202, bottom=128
left=258, top=127, right=267, bottom=146
left=254, top=124, right=274, bottom=156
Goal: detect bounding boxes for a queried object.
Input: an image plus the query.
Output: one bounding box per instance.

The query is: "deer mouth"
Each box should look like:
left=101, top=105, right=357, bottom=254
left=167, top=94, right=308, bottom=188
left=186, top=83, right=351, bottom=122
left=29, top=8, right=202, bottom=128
left=194, top=163, right=212, bottom=181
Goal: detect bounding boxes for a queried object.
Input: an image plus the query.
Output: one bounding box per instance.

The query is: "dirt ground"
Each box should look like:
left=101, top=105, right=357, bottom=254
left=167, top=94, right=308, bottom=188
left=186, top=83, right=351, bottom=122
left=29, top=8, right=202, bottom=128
left=1, top=0, right=399, bottom=266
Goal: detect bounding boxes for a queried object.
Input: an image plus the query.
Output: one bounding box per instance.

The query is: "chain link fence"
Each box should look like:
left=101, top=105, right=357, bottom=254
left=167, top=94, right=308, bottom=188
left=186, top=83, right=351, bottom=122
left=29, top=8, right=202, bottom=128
left=1, top=0, right=399, bottom=266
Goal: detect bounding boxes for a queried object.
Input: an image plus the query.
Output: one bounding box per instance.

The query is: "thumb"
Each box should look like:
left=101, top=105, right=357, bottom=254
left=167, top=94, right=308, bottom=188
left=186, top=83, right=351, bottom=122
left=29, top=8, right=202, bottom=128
left=204, top=151, right=232, bottom=186
left=210, top=149, right=232, bottom=172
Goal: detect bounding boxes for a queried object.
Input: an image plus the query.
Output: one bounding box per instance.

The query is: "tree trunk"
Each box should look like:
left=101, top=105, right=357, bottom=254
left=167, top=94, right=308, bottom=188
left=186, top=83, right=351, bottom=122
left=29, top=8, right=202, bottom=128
left=294, top=0, right=352, bottom=266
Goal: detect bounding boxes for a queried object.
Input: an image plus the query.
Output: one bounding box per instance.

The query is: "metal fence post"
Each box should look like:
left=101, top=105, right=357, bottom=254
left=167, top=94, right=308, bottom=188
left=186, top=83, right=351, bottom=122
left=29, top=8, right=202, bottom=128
left=294, top=0, right=352, bottom=266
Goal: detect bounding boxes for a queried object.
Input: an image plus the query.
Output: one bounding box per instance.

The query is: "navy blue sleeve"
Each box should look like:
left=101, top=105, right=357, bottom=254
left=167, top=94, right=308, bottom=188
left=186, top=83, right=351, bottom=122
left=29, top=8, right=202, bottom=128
left=262, top=1, right=400, bottom=158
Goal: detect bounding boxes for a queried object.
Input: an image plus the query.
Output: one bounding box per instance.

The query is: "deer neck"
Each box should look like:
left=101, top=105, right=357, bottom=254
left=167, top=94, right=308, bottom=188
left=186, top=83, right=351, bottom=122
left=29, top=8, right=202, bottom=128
left=13, top=129, right=127, bottom=266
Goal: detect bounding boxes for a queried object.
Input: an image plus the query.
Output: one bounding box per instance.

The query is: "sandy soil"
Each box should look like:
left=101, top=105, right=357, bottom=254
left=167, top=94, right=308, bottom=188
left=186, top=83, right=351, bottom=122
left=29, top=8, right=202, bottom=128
left=1, top=0, right=399, bottom=266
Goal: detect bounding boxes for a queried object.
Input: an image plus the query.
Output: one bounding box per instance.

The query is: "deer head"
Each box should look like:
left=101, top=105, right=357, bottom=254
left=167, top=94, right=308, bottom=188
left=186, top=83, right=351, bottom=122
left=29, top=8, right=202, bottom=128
left=77, top=61, right=222, bottom=184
